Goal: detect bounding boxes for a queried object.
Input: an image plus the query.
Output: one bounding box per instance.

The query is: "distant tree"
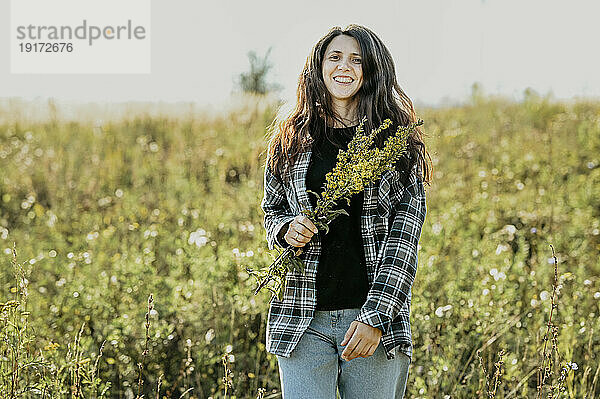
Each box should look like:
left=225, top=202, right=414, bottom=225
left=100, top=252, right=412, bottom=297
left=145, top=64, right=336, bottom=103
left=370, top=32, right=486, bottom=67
left=470, top=82, right=485, bottom=104
left=237, top=47, right=282, bottom=95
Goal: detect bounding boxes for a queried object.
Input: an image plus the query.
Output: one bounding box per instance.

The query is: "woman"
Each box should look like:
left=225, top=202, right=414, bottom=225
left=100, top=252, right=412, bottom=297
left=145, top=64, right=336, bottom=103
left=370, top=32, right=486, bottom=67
left=260, top=24, right=431, bottom=398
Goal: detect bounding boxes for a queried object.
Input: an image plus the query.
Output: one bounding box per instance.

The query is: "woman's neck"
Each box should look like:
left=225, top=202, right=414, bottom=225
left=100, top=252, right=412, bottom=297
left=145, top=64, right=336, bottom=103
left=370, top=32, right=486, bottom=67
left=329, top=99, right=359, bottom=128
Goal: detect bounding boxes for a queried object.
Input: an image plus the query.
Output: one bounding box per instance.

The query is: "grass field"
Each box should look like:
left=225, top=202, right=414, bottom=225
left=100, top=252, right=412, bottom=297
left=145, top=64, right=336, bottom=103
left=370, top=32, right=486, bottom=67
left=0, top=92, right=599, bottom=398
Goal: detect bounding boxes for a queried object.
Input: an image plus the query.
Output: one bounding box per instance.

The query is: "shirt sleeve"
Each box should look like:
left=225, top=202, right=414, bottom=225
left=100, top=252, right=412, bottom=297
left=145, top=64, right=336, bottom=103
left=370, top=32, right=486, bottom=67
left=260, top=164, right=296, bottom=250
left=355, top=171, right=427, bottom=334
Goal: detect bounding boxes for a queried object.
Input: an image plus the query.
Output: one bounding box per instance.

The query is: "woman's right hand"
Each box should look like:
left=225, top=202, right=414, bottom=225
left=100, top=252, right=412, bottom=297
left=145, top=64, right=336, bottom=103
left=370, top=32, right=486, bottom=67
left=284, top=215, right=318, bottom=247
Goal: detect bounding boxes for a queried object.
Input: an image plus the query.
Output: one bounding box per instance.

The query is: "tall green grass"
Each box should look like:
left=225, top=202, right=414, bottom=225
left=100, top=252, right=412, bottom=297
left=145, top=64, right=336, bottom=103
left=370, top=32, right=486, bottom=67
left=0, top=92, right=598, bottom=398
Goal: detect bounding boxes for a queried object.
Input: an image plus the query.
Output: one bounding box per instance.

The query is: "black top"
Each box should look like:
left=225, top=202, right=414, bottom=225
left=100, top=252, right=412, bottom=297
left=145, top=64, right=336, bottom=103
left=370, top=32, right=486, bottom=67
left=306, top=124, right=369, bottom=310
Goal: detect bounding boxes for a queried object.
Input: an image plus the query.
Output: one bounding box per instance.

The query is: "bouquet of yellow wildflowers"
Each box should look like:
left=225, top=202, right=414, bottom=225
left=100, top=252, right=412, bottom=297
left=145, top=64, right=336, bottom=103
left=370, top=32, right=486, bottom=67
left=248, top=116, right=424, bottom=300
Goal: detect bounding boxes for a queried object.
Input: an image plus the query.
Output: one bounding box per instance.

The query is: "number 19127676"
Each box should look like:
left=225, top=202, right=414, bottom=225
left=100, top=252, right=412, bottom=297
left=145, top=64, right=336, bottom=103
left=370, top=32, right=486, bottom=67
left=19, top=42, right=73, bottom=52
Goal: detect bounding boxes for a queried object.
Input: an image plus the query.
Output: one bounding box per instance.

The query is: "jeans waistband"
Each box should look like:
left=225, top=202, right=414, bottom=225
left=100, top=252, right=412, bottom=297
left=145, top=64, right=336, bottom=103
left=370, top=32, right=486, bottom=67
left=314, top=308, right=361, bottom=317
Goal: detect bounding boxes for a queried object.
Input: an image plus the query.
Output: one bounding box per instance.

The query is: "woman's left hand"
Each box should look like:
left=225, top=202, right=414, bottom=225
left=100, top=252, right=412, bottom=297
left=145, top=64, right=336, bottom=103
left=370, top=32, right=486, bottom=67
left=340, top=321, right=382, bottom=361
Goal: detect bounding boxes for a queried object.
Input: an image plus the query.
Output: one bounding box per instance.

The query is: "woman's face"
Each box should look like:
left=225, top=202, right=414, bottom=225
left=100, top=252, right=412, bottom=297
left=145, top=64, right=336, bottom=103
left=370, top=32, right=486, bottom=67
left=321, top=35, right=363, bottom=107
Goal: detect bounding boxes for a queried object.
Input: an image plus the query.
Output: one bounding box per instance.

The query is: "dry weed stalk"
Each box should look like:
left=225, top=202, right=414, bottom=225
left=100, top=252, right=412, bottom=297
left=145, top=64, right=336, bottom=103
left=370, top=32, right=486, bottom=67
left=477, top=349, right=506, bottom=398
left=536, top=245, right=577, bottom=398
left=136, top=294, right=154, bottom=399
left=477, top=245, right=578, bottom=398
left=155, top=373, right=163, bottom=399
left=70, top=322, right=86, bottom=398
left=222, top=353, right=234, bottom=398
left=5, top=242, right=29, bottom=398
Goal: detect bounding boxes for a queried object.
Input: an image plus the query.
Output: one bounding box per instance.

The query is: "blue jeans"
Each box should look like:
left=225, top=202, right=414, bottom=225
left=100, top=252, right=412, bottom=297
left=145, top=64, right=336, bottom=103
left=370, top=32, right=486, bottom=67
left=276, top=308, right=410, bottom=399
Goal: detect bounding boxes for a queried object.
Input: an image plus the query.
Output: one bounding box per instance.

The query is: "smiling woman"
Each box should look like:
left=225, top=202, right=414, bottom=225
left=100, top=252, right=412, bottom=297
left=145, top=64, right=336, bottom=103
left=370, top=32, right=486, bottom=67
left=261, top=24, right=432, bottom=399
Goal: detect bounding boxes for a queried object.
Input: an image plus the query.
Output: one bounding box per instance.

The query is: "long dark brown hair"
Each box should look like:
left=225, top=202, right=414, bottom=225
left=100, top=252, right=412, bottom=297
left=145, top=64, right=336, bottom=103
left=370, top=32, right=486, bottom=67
left=265, top=24, right=432, bottom=187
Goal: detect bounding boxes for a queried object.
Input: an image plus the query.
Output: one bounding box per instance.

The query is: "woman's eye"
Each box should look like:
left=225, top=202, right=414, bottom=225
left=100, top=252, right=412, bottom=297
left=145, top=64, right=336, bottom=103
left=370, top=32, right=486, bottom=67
left=328, top=55, right=360, bottom=63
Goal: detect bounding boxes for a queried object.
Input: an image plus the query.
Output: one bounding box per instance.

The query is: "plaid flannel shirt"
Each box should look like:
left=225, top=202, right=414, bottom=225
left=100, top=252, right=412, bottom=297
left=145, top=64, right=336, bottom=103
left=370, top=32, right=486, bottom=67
left=261, top=148, right=427, bottom=360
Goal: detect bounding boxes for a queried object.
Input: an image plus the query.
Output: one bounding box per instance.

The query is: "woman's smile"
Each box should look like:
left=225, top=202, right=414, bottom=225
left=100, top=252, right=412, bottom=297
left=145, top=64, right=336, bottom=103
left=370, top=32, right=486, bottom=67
left=333, top=75, right=354, bottom=84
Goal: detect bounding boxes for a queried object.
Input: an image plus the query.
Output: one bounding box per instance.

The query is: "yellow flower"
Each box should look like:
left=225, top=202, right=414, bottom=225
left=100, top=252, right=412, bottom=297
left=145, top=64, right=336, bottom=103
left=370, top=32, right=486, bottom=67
left=310, top=118, right=422, bottom=224
left=44, top=342, right=60, bottom=351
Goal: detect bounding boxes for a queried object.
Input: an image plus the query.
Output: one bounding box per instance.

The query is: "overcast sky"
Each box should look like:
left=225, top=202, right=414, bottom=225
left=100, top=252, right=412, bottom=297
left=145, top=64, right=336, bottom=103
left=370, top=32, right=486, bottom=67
left=1, top=0, right=599, bottom=107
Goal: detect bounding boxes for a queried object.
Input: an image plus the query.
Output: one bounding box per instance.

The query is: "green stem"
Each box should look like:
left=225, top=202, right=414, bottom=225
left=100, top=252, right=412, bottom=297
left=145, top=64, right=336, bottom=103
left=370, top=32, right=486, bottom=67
left=253, top=246, right=295, bottom=296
